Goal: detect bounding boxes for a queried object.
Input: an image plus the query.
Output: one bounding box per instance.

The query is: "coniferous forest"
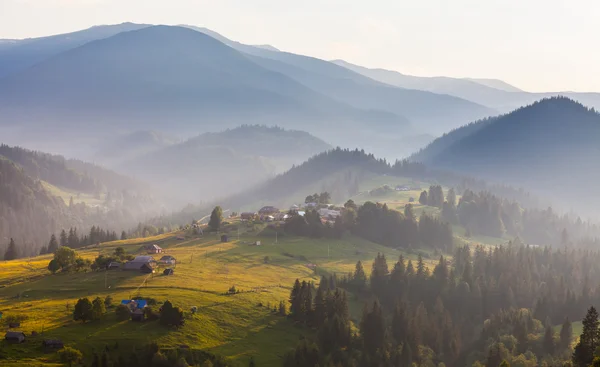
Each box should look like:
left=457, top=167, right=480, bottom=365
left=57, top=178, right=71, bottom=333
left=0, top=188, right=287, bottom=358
left=283, top=243, right=600, bottom=366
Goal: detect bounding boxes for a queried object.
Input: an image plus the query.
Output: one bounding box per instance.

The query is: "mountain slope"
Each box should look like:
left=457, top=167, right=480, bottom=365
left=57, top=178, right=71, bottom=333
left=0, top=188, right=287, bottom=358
left=0, top=25, right=410, bottom=154
left=0, top=157, right=71, bottom=256
left=185, top=27, right=495, bottom=134
left=0, top=23, right=149, bottom=78
left=92, top=130, right=179, bottom=167
left=119, top=125, right=332, bottom=207
left=414, top=97, right=600, bottom=214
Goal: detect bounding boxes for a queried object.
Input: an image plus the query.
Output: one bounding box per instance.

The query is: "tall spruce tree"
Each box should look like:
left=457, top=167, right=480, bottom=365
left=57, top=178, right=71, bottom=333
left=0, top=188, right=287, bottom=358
left=208, top=206, right=223, bottom=232
left=48, top=234, right=59, bottom=253
left=560, top=317, right=573, bottom=351
left=573, top=306, right=600, bottom=367
left=4, top=238, right=17, bottom=260
left=60, top=229, right=68, bottom=247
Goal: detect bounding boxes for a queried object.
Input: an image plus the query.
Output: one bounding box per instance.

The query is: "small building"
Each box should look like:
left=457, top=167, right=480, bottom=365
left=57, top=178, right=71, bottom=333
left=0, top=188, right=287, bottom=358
left=8, top=322, right=20, bottom=328
left=145, top=244, right=163, bottom=254
left=107, top=261, right=121, bottom=270
left=5, top=331, right=25, bottom=343
left=140, top=263, right=154, bottom=274
left=221, top=234, right=229, bottom=242
left=305, top=202, right=318, bottom=209
left=42, top=339, right=64, bottom=349
left=163, top=268, right=174, bottom=276
left=124, top=256, right=156, bottom=271
left=240, top=212, right=257, bottom=221
left=159, top=255, right=176, bottom=266
left=258, top=206, right=279, bottom=215
left=131, top=309, right=145, bottom=322
left=290, top=204, right=300, bottom=211
left=317, top=208, right=341, bottom=219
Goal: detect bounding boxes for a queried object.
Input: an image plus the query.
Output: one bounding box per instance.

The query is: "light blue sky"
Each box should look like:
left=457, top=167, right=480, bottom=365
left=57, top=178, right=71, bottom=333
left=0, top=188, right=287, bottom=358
left=1, top=0, right=598, bottom=92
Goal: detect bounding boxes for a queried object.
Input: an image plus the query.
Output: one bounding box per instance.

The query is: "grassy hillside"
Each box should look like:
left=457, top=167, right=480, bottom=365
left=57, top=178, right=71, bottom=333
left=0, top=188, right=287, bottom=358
left=0, top=225, right=439, bottom=366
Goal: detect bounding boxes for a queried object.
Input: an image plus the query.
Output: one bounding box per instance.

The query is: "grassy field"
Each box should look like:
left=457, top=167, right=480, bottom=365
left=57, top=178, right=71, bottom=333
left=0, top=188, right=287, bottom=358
left=41, top=181, right=105, bottom=207
left=0, top=224, right=441, bottom=366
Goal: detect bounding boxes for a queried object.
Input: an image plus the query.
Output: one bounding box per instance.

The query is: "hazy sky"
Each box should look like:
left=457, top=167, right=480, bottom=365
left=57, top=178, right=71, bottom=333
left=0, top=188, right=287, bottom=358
left=1, top=0, right=599, bottom=92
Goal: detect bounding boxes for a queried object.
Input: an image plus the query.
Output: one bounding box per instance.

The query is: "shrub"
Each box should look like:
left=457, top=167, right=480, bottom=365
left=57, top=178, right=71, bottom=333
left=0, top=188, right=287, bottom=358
left=47, top=259, right=60, bottom=274
left=228, top=286, right=237, bottom=294
left=115, top=304, right=130, bottom=321
left=58, top=347, right=83, bottom=367
left=263, top=256, right=271, bottom=264
left=104, top=295, right=113, bottom=308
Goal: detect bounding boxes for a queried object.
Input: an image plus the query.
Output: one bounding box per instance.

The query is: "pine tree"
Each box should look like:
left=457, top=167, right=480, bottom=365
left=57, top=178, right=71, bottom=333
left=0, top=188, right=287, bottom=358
left=289, top=279, right=302, bottom=317
left=4, top=238, right=17, bottom=260
left=313, top=287, right=327, bottom=327
left=400, top=342, right=412, bottom=366
left=208, top=206, right=223, bottom=232
left=48, top=234, right=59, bottom=253
left=447, top=188, right=457, bottom=207
left=60, top=229, right=68, bottom=247
left=419, top=190, right=428, bottom=205
left=352, top=260, right=368, bottom=291
left=370, top=253, right=389, bottom=300
left=121, top=231, right=127, bottom=240
left=573, top=306, right=600, bottom=367
left=391, top=302, right=409, bottom=343
left=416, top=254, right=427, bottom=279
left=560, top=317, right=573, bottom=350
left=543, top=322, right=555, bottom=355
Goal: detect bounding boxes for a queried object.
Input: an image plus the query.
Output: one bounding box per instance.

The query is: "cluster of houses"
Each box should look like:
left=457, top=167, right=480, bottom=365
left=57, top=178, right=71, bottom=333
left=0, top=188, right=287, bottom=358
left=105, top=244, right=176, bottom=274
left=395, top=185, right=421, bottom=191
left=240, top=204, right=341, bottom=224
left=4, top=330, right=64, bottom=349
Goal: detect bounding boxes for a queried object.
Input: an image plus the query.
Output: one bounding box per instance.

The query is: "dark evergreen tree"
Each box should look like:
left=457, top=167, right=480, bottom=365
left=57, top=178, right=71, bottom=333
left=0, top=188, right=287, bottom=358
left=4, top=238, right=17, bottom=260
left=48, top=234, right=59, bottom=253
left=573, top=306, right=600, bottom=367
left=560, top=317, right=573, bottom=351
left=208, top=206, right=223, bottom=232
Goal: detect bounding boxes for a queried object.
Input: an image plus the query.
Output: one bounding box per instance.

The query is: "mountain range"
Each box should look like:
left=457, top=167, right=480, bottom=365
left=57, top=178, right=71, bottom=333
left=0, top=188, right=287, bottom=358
left=412, top=97, right=600, bottom=215
left=0, top=23, right=496, bottom=160
left=332, top=59, right=600, bottom=113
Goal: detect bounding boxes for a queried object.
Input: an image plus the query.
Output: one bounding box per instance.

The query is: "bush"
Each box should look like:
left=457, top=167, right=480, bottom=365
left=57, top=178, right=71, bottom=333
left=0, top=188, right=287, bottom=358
left=115, top=304, right=130, bottom=321
left=58, top=347, right=83, bottom=367
left=263, top=256, right=271, bottom=264
left=228, top=286, right=237, bottom=294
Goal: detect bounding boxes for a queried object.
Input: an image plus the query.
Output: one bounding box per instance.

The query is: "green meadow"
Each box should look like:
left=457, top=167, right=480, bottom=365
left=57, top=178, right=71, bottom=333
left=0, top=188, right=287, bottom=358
left=0, top=221, right=441, bottom=366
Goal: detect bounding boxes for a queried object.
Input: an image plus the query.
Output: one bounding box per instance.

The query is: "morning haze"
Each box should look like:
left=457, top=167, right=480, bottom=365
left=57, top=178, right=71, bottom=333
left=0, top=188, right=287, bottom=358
left=1, top=2, right=600, bottom=366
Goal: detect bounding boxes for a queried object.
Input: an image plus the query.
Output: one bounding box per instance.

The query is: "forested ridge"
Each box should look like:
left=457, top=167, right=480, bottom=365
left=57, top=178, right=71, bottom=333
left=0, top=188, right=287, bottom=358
left=0, top=145, right=161, bottom=258
left=153, top=148, right=600, bottom=249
